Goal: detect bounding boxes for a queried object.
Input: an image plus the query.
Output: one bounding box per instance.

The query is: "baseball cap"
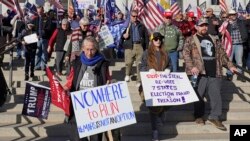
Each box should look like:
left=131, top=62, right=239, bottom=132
left=151, top=32, right=164, bottom=40
left=61, top=18, right=68, bottom=24
left=196, top=17, right=208, bottom=26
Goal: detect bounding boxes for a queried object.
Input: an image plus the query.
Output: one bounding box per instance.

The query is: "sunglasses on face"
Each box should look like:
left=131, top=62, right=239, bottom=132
left=222, top=16, right=228, bottom=18
left=153, top=38, right=162, bottom=41
left=131, top=15, right=138, bottom=18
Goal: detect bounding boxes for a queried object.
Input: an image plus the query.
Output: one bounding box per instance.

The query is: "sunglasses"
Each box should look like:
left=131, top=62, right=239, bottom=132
left=222, top=16, right=228, bottom=18
left=206, top=11, right=212, bottom=13
left=153, top=38, right=162, bottom=41
left=131, top=15, right=138, bottom=18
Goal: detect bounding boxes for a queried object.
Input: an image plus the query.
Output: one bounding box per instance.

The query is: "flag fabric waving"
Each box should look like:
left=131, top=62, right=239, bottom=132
left=170, top=0, right=181, bottom=16
left=232, top=0, right=237, bottom=10
left=133, top=0, right=164, bottom=32
left=0, top=0, right=15, bottom=11
left=246, top=0, right=250, bottom=13
left=46, top=67, right=71, bottom=116
left=219, top=21, right=232, bottom=57
left=13, top=0, right=24, bottom=19
left=219, top=0, right=228, bottom=12
left=48, top=0, right=64, bottom=10
left=185, top=4, right=192, bottom=12
left=238, top=2, right=245, bottom=14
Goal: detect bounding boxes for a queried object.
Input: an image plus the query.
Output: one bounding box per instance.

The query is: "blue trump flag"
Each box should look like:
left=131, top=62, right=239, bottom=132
left=72, top=0, right=83, bottom=18
left=185, top=4, right=192, bottom=12
left=246, top=0, right=250, bottom=13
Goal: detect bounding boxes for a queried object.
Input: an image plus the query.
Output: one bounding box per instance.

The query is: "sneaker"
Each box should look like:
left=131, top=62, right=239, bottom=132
left=124, top=75, right=130, bottom=82
left=136, top=82, right=141, bottom=88
left=207, top=119, right=227, bottom=131
left=195, top=118, right=205, bottom=125
left=30, top=72, right=34, bottom=77
left=152, top=130, right=159, bottom=141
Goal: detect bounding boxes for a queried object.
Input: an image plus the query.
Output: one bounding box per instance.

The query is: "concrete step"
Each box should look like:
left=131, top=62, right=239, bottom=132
left=121, top=120, right=250, bottom=135
left=131, top=101, right=250, bottom=112
left=0, top=123, right=69, bottom=137
left=0, top=136, right=70, bottom=141
left=0, top=111, right=65, bottom=124
left=121, top=133, right=229, bottom=141
left=0, top=103, right=63, bottom=112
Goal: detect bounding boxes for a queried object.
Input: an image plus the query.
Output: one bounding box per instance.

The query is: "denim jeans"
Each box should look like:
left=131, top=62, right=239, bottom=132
left=168, top=51, right=179, bottom=72
left=226, top=44, right=243, bottom=75
left=16, top=43, right=23, bottom=57
left=35, top=39, right=48, bottom=69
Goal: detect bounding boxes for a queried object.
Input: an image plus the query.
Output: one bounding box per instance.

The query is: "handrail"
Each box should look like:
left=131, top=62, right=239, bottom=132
left=0, top=38, right=19, bottom=55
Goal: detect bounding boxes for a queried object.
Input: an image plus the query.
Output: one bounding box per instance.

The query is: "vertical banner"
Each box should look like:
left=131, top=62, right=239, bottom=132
left=71, top=81, right=136, bottom=138
left=140, top=72, right=199, bottom=106
left=22, top=82, right=51, bottom=119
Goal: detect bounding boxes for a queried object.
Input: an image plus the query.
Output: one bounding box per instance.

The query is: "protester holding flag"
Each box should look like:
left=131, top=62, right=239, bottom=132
left=63, top=36, right=111, bottom=141
left=182, top=17, right=237, bottom=131
left=139, top=32, right=169, bottom=141
left=155, top=10, right=184, bottom=72
left=225, top=9, right=248, bottom=82
left=122, top=10, right=149, bottom=86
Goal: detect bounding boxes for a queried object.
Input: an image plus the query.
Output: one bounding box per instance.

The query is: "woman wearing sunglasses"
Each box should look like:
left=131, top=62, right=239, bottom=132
left=139, top=32, right=170, bottom=141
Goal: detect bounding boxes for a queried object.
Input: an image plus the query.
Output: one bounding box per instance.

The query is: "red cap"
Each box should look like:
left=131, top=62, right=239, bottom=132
left=164, top=11, right=173, bottom=18
left=187, top=11, right=195, bottom=18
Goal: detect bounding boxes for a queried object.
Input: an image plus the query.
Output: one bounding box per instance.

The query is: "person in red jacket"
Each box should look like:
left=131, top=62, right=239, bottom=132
left=47, top=18, right=72, bottom=76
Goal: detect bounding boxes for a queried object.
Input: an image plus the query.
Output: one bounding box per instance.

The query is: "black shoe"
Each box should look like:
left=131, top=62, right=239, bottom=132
left=237, top=76, right=246, bottom=82
left=226, top=74, right=233, bottom=81
left=25, top=74, right=29, bottom=81
left=30, top=72, right=34, bottom=77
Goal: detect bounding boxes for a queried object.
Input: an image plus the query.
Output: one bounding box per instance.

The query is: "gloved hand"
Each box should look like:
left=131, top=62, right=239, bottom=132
left=164, top=69, right=170, bottom=74
left=149, top=69, right=156, bottom=74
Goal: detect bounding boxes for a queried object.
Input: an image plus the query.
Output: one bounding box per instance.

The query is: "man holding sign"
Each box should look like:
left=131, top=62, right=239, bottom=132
left=183, top=17, right=237, bottom=131
left=63, top=36, right=111, bottom=141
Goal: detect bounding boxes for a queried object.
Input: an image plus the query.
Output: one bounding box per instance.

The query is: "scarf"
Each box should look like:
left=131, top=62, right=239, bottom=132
left=80, top=52, right=104, bottom=66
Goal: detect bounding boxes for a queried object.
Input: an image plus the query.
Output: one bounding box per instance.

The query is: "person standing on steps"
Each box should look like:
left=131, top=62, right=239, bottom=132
left=182, top=17, right=237, bottom=131
left=139, top=32, right=170, bottom=141
left=121, top=10, right=149, bottom=87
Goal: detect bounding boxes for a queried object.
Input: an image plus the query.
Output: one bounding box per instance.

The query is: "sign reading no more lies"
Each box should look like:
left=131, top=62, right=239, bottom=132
left=140, top=72, right=199, bottom=106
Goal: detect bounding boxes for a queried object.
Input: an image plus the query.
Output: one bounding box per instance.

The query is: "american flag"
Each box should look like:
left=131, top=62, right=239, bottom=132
left=232, top=0, right=237, bottom=10
left=219, top=21, right=232, bottom=57
left=13, top=0, right=24, bottom=18
left=170, top=0, right=181, bottom=16
left=219, top=0, right=228, bottom=12
left=133, top=0, right=164, bottom=32
left=0, top=0, right=15, bottom=11
left=48, top=0, right=64, bottom=10
left=238, top=3, right=245, bottom=14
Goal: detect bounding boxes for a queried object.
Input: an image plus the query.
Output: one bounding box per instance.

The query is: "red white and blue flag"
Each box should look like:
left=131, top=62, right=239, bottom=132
left=219, top=0, right=228, bottom=12
left=133, top=0, right=164, bottom=32
left=219, top=21, right=232, bottom=57
left=0, top=0, right=15, bottom=11
left=170, top=0, right=181, bottom=16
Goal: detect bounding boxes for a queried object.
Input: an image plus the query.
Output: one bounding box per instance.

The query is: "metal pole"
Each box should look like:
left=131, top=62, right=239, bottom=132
left=6, top=34, right=13, bottom=93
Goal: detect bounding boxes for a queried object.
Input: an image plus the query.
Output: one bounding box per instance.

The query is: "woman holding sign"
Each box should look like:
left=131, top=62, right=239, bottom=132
left=63, top=36, right=113, bottom=141
left=139, top=32, right=170, bottom=141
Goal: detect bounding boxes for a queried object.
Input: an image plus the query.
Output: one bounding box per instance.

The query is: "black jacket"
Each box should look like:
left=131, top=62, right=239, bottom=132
left=122, top=22, right=149, bottom=50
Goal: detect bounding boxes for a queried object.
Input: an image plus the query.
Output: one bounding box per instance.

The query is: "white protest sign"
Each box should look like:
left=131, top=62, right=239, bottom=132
left=98, top=25, right=114, bottom=48
left=140, top=72, right=199, bottom=106
left=71, top=81, right=136, bottom=138
left=23, top=33, right=38, bottom=44
left=77, top=0, right=97, bottom=9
